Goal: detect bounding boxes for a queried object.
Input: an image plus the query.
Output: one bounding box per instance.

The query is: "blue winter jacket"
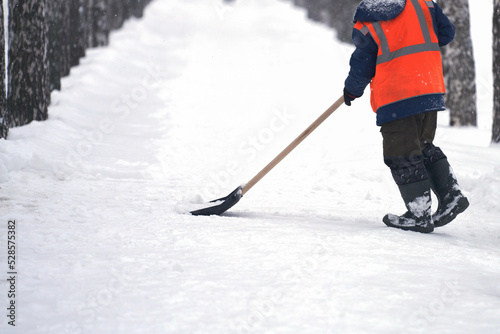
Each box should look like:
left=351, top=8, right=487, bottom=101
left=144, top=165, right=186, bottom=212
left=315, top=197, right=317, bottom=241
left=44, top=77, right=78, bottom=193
left=344, top=0, right=455, bottom=125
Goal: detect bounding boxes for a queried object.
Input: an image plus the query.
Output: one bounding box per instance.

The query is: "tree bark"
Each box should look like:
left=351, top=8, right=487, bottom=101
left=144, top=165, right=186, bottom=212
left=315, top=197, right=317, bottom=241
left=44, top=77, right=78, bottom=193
left=107, top=0, right=126, bottom=31
left=439, top=0, right=477, bottom=127
left=90, top=0, right=109, bottom=48
left=0, top=0, right=7, bottom=138
left=69, top=0, right=86, bottom=67
left=48, top=0, right=71, bottom=91
left=8, top=0, right=51, bottom=126
left=493, top=0, right=500, bottom=142
left=128, top=0, right=151, bottom=19
left=3, top=0, right=152, bottom=133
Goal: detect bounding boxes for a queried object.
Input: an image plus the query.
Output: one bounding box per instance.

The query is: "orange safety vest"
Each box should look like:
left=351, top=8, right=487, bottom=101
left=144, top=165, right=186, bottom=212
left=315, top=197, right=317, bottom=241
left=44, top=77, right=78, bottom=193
left=354, top=0, right=446, bottom=113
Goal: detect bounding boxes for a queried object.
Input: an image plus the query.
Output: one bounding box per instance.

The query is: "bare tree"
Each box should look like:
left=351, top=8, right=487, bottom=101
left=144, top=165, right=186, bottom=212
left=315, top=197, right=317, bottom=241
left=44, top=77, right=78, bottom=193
left=494, top=0, right=500, bottom=142
left=0, top=0, right=7, bottom=138
left=90, top=0, right=110, bottom=48
left=8, top=0, right=51, bottom=126
left=2, top=0, right=152, bottom=134
left=439, top=0, right=477, bottom=126
left=107, top=0, right=128, bottom=31
left=69, top=0, right=87, bottom=67
left=48, top=0, right=71, bottom=91
left=127, top=0, right=152, bottom=19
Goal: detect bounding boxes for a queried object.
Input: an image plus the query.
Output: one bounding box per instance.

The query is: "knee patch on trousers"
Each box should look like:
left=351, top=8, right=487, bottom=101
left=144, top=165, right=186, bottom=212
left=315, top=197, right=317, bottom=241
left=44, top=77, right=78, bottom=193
left=422, top=144, right=447, bottom=168
left=384, top=155, right=429, bottom=185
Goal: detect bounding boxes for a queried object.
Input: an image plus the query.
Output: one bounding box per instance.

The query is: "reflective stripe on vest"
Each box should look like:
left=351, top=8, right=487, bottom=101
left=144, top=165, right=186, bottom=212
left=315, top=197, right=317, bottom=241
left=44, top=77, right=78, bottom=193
left=373, top=0, right=440, bottom=65
left=358, top=24, right=370, bottom=36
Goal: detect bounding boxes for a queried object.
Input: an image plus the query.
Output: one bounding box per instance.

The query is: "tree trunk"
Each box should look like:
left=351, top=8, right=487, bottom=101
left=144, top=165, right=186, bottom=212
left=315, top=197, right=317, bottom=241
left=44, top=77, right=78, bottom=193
left=69, top=0, right=87, bottom=67
left=0, top=0, right=7, bottom=138
left=439, top=0, right=477, bottom=127
left=90, top=0, right=109, bottom=48
left=493, top=0, right=500, bottom=143
left=107, top=0, right=125, bottom=31
left=48, top=0, right=71, bottom=91
left=8, top=0, right=51, bottom=126
left=3, top=0, right=152, bottom=133
left=128, top=0, right=151, bottom=19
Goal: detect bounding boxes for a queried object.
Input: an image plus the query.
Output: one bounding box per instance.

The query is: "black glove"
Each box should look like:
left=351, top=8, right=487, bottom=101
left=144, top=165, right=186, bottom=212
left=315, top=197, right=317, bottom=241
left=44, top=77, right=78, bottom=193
left=343, top=88, right=357, bottom=106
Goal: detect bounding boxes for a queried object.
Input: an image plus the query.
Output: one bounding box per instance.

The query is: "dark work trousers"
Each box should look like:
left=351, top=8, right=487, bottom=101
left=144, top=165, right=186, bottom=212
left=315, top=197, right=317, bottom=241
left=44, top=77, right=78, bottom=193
left=380, top=111, right=438, bottom=185
left=381, top=111, right=437, bottom=158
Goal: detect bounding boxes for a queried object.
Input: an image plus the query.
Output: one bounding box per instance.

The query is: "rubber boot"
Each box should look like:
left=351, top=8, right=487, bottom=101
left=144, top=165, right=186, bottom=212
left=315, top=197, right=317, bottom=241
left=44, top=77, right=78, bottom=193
left=427, top=158, right=469, bottom=227
left=383, top=179, right=434, bottom=233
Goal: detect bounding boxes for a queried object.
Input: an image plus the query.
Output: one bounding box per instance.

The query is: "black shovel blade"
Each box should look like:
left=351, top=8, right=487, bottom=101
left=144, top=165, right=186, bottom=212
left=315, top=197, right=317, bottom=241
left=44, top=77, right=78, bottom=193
left=190, top=186, right=243, bottom=216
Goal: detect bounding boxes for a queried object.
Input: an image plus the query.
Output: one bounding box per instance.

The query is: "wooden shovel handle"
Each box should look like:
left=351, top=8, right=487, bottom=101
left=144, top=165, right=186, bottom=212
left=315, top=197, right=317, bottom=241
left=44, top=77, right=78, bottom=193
left=241, top=95, right=345, bottom=196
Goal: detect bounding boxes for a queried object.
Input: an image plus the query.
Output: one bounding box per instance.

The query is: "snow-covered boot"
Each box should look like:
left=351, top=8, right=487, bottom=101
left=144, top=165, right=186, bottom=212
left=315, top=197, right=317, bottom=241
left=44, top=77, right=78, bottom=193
left=426, top=158, right=469, bottom=227
left=383, top=180, right=434, bottom=233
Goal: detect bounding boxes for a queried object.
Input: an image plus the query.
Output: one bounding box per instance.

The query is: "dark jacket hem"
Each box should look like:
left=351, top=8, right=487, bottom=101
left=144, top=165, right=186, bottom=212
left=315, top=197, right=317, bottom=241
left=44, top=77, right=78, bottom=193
left=376, top=94, right=446, bottom=126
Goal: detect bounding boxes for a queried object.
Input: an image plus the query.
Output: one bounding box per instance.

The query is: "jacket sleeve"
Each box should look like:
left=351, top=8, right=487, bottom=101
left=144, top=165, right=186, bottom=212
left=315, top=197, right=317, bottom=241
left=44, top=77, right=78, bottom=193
left=344, top=28, right=378, bottom=98
left=432, top=2, right=455, bottom=47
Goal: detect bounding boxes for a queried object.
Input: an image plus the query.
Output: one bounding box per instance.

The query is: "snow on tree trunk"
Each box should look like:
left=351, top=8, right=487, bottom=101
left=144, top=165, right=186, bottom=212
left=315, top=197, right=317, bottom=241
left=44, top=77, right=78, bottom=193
left=493, top=0, right=500, bottom=143
left=0, top=0, right=7, bottom=138
left=7, top=0, right=51, bottom=126
left=439, top=0, right=477, bottom=127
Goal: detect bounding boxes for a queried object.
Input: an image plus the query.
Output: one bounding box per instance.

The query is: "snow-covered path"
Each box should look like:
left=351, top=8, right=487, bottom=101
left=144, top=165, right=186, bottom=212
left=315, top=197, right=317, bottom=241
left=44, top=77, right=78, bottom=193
left=1, top=1, right=499, bottom=333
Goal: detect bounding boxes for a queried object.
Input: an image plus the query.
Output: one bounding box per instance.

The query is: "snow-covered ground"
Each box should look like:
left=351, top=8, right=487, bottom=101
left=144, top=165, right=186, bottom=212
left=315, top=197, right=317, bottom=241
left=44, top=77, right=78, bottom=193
left=1, top=0, right=499, bottom=333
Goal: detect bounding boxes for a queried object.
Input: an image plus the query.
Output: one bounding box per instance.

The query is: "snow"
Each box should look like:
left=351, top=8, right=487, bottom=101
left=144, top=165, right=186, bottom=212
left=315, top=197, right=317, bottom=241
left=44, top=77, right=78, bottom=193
left=1, top=0, right=499, bottom=333
left=407, top=194, right=431, bottom=219
left=357, top=0, right=406, bottom=12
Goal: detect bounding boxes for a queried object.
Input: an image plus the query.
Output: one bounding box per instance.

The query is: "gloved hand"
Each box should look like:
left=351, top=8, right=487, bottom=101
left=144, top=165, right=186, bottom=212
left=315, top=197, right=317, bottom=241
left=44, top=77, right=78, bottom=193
left=343, top=88, right=357, bottom=106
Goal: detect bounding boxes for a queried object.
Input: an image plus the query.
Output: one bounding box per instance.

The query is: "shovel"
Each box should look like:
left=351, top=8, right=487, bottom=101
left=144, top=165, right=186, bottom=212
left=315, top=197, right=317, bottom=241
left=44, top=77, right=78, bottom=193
left=191, top=95, right=344, bottom=216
